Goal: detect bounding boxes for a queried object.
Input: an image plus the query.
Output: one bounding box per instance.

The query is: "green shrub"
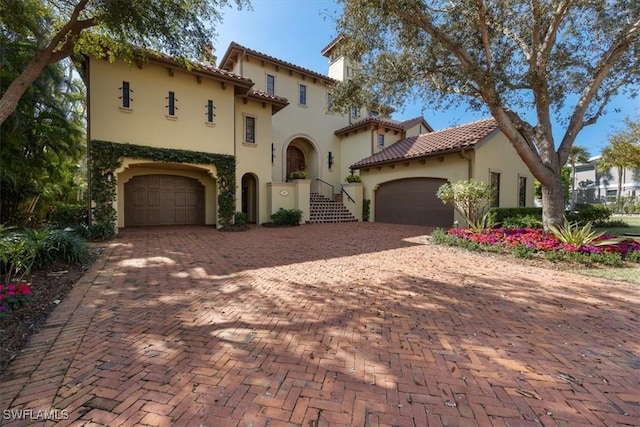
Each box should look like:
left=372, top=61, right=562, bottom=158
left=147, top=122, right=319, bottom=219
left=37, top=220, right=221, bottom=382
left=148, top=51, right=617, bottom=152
left=345, top=173, right=362, bottom=183
left=87, top=223, right=116, bottom=240
left=271, top=208, right=303, bottom=225
left=234, top=211, right=248, bottom=226
left=626, top=250, right=640, bottom=263
left=430, top=228, right=453, bottom=244
left=34, top=229, right=91, bottom=269
left=437, top=179, right=491, bottom=226
left=0, top=228, right=43, bottom=283
left=289, top=170, right=308, bottom=180
left=362, top=199, right=371, bottom=222
left=49, top=203, right=87, bottom=227
left=491, top=207, right=543, bottom=224
left=501, top=214, right=542, bottom=229
left=566, top=205, right=611, bottom=225
left=593, top=219, right=629, bottom=228
left=511, top=244, right=534, bottom=259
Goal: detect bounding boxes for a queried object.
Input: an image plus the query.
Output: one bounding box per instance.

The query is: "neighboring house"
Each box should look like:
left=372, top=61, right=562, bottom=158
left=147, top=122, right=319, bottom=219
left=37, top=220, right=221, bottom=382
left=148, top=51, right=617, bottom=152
left=85, top=38, right=534, bottom=229
left=572, top=156, right=640, bottom=204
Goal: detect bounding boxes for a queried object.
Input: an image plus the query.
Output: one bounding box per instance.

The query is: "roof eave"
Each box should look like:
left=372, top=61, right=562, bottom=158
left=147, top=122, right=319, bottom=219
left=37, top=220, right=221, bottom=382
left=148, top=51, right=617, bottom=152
left=351, top=145, right=477, bottom=170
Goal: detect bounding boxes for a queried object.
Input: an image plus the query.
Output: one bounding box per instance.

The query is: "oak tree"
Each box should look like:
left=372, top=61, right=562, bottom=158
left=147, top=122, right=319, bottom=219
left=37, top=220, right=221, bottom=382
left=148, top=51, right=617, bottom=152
left=333, top=0, right=640, bottom=228
left=0, top=0, right=249, bottom=125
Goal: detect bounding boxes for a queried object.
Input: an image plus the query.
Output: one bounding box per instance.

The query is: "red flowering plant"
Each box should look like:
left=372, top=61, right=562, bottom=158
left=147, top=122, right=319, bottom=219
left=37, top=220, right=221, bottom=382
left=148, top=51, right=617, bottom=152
left=446, top=227, right=640, bottom=256
left=0, top=282, right=33, bottom=317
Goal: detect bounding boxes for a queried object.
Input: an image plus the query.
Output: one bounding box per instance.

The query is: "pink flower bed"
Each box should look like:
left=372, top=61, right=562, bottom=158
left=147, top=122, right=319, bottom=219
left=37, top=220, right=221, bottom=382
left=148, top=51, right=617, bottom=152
left=0, top=282, right=33, bottom=316
left=447, top=227, right=640, bottom=255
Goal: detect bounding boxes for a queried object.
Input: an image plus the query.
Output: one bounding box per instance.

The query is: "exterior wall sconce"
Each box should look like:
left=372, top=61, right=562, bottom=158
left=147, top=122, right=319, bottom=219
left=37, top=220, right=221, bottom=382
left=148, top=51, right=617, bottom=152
left=328, top=152, right=334, bottom=169
left=272, top=143, right=275, bottom=164
left=105, top=171, right=114, bottom=182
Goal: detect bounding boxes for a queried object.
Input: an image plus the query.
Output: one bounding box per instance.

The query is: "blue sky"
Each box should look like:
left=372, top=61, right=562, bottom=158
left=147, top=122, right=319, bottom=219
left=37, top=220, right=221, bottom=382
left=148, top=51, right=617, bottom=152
left=213, top=0, right=639, bottom=158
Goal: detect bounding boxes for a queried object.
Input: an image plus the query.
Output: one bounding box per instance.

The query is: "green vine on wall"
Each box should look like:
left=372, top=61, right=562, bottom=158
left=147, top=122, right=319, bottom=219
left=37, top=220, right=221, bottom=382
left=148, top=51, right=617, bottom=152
left=90, top=140, right=236, bottom=227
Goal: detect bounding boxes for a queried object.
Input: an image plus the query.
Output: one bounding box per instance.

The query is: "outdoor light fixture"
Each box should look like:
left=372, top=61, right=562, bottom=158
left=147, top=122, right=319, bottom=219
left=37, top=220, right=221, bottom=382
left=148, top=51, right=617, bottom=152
left=271, top=143, right=275, bottom=163
left=328, top=151, right=334, bottom=169
left=105, top=171, right=114, bottom=182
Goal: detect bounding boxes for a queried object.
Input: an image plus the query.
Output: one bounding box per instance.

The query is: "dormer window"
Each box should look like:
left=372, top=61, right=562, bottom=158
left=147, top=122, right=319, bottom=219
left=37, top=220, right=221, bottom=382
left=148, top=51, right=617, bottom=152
left=377, top=134, right=385, bottom=148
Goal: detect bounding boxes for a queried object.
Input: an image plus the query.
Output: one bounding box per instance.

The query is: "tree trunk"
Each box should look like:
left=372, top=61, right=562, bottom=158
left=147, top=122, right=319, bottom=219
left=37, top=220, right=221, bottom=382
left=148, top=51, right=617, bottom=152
left=541, top=173, right=566, bottom=230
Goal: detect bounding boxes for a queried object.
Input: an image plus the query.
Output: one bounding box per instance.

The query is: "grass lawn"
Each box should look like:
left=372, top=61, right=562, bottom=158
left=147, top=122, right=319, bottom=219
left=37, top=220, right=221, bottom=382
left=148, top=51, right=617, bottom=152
left=570, top=266, right=640, bottom=284
left=573, top=216, right=640, bottom=284
left=596, top=215, right=640, bottom=236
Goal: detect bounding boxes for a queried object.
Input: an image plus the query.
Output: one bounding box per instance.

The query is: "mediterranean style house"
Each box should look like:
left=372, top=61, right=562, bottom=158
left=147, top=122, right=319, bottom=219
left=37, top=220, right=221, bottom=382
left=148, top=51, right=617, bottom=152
left=84, top=38, right=535, bottom=229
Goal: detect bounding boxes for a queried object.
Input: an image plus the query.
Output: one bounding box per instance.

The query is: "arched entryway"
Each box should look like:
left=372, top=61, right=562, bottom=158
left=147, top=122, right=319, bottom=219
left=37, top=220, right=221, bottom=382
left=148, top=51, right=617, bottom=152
left=283, top=136, right=320, bottom=185
left=286, top=146, right=305, bottom=179
left=241, top=173, right=258, bottom=223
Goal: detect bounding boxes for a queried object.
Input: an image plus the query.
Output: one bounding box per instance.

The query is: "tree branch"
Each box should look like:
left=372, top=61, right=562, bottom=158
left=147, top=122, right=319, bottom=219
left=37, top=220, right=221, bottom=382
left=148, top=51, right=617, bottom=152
left=559, top=14, right=640, bottom=163
left=0, top=0, right=94, bottom=125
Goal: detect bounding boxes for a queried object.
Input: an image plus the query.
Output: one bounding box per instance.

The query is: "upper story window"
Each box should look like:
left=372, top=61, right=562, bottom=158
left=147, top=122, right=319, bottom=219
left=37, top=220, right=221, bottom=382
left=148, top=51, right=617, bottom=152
left=351, top=106, right=360, bottom=119
left=245, top=116, right=256, bottom=143
left=490, top=171, right=501, bottom=207
left=206, top=100, right=215, bottom=123
left=326, top=92, right=333, bottom=112
left=266, top=74, right=275, bottom=95
left=369, top=110, right=379, bottom=117
left=377, top=134, right=385, bottom=148
left=167, top=91, right=177, bottom=116
left=299, top=84, right=307, bottom=106
left=120, top=81, right=132, bottom=109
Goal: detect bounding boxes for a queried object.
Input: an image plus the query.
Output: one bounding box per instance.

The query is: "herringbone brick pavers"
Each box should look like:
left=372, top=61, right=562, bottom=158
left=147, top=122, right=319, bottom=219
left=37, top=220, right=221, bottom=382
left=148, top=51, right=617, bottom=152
left=1, top=223, right=639, bottom=426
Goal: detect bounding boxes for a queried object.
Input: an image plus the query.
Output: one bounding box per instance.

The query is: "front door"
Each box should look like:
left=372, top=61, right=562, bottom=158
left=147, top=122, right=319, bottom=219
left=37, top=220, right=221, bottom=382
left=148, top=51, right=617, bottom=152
left=286, top=146, right=305, bottom=179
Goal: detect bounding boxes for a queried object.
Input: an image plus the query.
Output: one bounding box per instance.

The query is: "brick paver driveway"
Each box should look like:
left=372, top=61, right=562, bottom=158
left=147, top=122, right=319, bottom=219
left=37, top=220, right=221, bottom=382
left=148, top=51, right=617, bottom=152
left=1, top=223, right=639, bottom=426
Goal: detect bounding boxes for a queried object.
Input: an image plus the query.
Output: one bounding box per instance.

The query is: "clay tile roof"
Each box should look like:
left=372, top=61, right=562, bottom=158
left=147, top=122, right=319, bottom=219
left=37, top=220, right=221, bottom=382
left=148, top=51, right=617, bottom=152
left=245, top=89, right=289, bottom=114
left=399, top=116, right=434, bottom=132
left=351, top=117, right=499, bottom=168
left=321, top=35, right=344, bottom=57
left=334, top=116, right=404, bottom=136
left=219, top=42, right=335, bottom=85
left=144, top=50, right=253, bottom=88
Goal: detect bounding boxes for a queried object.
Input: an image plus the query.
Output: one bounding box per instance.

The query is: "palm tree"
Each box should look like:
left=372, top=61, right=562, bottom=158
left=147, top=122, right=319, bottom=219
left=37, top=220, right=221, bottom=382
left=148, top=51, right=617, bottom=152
left=568, top=145, right=590, bottom=211
left=598, top=118, right=640, bottom=209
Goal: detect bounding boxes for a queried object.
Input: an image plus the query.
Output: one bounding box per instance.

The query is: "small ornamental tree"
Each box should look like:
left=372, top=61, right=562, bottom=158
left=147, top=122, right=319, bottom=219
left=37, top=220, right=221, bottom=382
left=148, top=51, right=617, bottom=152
left=437, top=179, right=491, bottom=227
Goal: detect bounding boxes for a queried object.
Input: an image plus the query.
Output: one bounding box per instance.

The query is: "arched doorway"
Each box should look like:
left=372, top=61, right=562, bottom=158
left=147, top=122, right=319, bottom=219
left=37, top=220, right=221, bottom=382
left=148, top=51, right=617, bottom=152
left=286, top=146, right=305, bottom=179
left=241, top=173, right=258, bottom=223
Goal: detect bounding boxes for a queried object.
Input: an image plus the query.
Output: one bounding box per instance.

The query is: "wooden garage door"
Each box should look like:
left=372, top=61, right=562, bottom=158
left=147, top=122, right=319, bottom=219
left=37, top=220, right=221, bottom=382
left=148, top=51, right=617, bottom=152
left=375, top=178, right=453, bottom=227
left=124, top=175, right=205, bottom=226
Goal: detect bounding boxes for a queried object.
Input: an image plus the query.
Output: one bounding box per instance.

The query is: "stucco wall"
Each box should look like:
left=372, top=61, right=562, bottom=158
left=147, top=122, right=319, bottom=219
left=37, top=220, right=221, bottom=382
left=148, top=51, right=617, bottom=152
left=358, top=155, right=470, bottom=223
left=234, top=97, right=275, bottom=224
left=473, top=133, right=536, bottom=207
left=89, top=57, right=235, bottom=155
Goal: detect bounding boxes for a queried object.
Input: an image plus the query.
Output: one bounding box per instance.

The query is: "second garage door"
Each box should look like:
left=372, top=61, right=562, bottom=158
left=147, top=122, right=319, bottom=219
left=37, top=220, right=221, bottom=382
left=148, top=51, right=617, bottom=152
left=375, top=178, right=453, bottom=227
left=124, top=175, right=205, bottom=226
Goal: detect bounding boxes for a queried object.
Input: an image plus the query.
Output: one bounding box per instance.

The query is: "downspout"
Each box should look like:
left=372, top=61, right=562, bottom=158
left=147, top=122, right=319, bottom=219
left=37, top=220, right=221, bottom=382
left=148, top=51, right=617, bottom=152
left=460, top=148, right=472, bottom=179
left=85, top=57, right=92, bottom=225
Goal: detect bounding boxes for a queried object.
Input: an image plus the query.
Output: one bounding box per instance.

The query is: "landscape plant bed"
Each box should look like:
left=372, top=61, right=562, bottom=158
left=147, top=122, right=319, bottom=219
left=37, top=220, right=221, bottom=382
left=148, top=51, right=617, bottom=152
left=0, top=248, right=102, bottom=378
left=431, top=227, right=640, bottom=266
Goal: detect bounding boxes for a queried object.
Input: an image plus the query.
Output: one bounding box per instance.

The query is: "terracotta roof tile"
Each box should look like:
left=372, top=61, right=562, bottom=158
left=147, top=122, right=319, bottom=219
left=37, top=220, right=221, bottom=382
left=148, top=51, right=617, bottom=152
left=334, top=117, right=404, bottom=136
left=399, top=116, right=433, bottom=132
left=219, top=42, right=335, bottom=84
left=144, top=50, right=253, bottom=87
left=245, top=89, right=289, bottom=114
left=351, top=118, right=499, bottom=168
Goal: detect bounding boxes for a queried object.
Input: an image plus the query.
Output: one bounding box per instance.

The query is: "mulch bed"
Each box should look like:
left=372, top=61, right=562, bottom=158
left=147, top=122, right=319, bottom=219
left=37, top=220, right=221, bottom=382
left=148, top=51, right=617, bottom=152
left=0, top=247, right=104, bottom=378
